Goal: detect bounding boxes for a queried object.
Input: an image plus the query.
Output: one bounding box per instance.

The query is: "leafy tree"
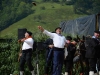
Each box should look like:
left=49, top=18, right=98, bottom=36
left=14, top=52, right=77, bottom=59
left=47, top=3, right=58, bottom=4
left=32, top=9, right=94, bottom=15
left=74, top=0, right=98, bottom=14
left=0, top=0, right=33, bottom=31
left=92, top=0, right=100, bottom=13
left=73, top=0, right=94, bottom=14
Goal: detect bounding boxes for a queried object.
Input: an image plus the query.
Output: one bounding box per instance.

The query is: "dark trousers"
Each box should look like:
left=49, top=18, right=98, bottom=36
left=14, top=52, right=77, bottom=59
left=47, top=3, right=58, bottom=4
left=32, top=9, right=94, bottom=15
left=65, top=59, right=73, bottom=74
left=52, top=48, right=64, bottom=75
left=20, top=49, right=34, bottom=71
left=88, top=58, right=97, bottom=72
left=97, top=58, right=100, bottom=71
left=45, top=49, right=53, bottom=74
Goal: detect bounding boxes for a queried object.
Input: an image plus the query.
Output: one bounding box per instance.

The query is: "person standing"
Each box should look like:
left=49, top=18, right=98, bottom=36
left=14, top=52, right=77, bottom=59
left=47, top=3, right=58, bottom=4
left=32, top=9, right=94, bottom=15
left=19, top=31, right=35, bottom=75
left=38, top=26, right=66, bottom=75
left=64, top=36, right=72, bottom=75
left=64, top=38, right=78, bottom=75
left=43, top=37, right=54, bottom=75
left=85, top=31, right=100, bottom=75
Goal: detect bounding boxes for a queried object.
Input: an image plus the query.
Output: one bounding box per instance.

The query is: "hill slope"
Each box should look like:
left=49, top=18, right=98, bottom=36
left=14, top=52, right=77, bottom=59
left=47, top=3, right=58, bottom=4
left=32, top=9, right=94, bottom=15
left=1, top=2, right=87, bottom=37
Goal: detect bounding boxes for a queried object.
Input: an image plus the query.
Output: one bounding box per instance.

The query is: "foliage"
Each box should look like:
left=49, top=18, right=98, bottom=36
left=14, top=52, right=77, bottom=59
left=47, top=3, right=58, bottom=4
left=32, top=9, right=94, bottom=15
left=1, top=2, right=87, bottom=37
left=73, top=0, right=100, bottom=14
left=0, top=34, right=47, bottom=75
left=0, top=0, right=33, bottom=31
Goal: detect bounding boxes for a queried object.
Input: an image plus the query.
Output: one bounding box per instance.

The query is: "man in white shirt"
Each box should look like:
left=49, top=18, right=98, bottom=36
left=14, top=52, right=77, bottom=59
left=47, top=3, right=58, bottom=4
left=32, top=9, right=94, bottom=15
left=38, top=26, right=66, bottom=75
left=19, top=31, right=34, bottom=75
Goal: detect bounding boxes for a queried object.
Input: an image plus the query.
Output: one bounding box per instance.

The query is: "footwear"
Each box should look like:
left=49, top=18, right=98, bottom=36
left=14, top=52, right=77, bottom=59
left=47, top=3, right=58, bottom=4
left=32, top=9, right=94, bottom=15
left=89, top=71, right=94, bottom=75
left=65, top=72, right=68, bottom=75
left=31, top=70, right=35, bottom=75
left=20, top=71, right=24, bottom=75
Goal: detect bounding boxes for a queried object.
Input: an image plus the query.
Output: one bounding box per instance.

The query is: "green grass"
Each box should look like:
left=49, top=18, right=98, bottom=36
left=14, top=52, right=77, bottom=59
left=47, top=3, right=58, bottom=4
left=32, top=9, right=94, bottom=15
left=0, top=2, right=87, bottom=37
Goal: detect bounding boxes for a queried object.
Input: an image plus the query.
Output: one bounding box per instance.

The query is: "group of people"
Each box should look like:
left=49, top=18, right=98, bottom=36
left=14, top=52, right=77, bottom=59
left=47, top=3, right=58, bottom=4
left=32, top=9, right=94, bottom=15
left=18, top=26, right=100, bottom=75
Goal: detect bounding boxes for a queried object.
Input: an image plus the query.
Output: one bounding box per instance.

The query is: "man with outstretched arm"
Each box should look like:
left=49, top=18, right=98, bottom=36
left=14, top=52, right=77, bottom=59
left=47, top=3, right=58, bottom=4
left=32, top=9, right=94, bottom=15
left=38, top=26, right=66, bottom=75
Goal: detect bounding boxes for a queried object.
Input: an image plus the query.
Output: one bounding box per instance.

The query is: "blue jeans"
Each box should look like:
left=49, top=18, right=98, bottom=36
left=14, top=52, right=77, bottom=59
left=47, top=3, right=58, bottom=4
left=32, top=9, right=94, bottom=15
left=52, top=48, right=64, bottom=75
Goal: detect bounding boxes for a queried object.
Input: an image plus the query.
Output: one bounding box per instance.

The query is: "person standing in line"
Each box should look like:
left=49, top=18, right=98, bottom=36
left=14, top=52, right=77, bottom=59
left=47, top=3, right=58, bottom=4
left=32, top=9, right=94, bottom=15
left=38, top=26, right=66, bottom=75
left=85, top=31, right=100, bottom=75
left=64, top=38, right=78, bottom=75
left=64, top=36, right=72, bottom=75
left=18, top=31, right=35, bottom=75
left=43, top=37, right=54, bottom=75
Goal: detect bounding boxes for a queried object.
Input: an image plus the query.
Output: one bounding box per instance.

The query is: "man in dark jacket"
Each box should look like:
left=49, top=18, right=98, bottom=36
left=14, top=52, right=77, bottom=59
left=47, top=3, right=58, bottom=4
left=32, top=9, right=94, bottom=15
left=43, top=37, right=54, bottom=75
left=64, top=38, right=78, bottom=75
left=85, top=31, right=100, bottom=75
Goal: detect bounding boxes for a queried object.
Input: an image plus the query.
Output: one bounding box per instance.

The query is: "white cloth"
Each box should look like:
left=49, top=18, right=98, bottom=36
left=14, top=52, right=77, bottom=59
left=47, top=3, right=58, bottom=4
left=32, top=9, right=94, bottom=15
left=43, top=30, right=66, bottom=48
left=64, top=47, right=68, bottom=59
left=22, top=38, right=34, bottom=50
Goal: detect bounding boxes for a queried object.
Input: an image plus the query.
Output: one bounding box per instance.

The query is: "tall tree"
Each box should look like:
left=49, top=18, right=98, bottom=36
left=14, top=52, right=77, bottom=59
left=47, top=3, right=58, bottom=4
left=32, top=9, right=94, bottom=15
left=73, top=0, right=94, bottom=14
left=92, top=0, right=100, bottom=13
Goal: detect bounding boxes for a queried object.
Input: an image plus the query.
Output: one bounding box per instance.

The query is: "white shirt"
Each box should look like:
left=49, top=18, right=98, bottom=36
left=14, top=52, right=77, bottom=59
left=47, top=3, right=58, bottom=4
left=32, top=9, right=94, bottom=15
left=43, top=30, right=66, bottom=48
left=92, top=36, right=96, bottom=38
left=22, top=38, right=34, bottom=50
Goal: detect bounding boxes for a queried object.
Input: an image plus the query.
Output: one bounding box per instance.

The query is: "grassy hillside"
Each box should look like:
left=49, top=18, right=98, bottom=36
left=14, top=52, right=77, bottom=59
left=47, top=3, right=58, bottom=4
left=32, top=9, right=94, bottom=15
left=0, top=2, right=87, bottom=37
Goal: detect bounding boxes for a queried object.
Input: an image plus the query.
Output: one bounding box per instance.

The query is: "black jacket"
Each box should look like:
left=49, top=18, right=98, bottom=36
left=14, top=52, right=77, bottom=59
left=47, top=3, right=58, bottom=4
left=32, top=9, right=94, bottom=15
left=85, top=37, right=99, bottom=58
left=43, top=38, right=53, bottom=59
left=66, top=43, right=76, bottom=60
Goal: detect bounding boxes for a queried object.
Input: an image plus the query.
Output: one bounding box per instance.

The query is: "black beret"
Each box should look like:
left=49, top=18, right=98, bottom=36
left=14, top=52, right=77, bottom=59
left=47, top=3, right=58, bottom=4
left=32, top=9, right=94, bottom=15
left=94, top=30, right=100, bottom=34
left=26, top=31, right=32, bottom=36
left=66, top=36, right=72, bottom=41
left=55, top=27, right=61, bottom=31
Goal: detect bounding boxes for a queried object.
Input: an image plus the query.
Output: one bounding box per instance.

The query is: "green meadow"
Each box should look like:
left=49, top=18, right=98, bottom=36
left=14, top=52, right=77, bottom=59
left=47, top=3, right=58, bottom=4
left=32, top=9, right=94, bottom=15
left=1, top=2, right=86, bottom=37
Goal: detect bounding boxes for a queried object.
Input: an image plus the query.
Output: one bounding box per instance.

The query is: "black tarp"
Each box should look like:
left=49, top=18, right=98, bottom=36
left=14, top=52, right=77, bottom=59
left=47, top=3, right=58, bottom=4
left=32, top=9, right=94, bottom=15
left=60, top=14, right=96, bottom=37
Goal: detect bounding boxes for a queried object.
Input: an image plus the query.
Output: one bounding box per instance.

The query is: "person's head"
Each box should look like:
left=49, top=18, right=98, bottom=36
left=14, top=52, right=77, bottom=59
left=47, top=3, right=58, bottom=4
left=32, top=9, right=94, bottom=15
left=25, top=31, right=32, bottom=38
left=66, top=36, right=72, bottom=43
left=71, top=38, right=79, bottom=45
left=94, top=30, right=100, bottom=38
left=55, top=27, right=62, bottom=34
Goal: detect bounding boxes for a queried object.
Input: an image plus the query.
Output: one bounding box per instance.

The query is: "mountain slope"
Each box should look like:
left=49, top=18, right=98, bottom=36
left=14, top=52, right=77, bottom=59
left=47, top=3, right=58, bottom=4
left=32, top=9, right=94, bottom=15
left=1, top=2, right=87, bottom=37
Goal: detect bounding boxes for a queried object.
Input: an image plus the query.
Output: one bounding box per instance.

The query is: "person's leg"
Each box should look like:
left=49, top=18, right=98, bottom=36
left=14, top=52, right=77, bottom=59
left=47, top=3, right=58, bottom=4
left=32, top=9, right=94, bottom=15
left=45, top=49, right=53, bottom=75
left=20, top=52, right=26, bottom=75
left=52, top=51, right=59, bottom=75
left=26, top=50, right=34, bottom=75
left=88, top=58, right=97, bottom=75
left=57, top=51, right=64, bottom=75
left=45, top=59, right=52, bottom=75
left=65, top=60, right=72, bottom=75
left=97, top=58, right=100, bottom=75
left=52, top=51, right=64, bottom=75
left=84, top=58, right=89, bottom=75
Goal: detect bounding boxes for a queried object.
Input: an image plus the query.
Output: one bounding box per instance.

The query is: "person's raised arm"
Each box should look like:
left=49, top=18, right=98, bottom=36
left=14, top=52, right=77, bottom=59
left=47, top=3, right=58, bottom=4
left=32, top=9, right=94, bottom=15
left=38, top=26, right=54, bottom=38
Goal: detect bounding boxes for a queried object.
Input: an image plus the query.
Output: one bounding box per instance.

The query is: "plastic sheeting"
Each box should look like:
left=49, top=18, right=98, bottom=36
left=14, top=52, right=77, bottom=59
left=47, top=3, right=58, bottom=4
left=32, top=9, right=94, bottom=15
left=60, top=14, right=96, bottom=37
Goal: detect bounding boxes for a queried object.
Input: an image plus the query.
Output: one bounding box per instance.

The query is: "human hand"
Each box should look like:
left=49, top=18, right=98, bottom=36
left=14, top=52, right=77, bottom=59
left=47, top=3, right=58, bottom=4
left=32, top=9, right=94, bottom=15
left=20, top=38, right=26, bottom=42
left=49, top=45, right=54, bottom=48
left=38, top=26, right=44, bottom=32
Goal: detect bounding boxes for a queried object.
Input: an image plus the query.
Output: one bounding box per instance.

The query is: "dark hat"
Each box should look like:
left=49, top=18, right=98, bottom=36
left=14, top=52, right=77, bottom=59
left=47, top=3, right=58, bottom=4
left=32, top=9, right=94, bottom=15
left=94, top=30, right=100, bottom=34
left=26, top=31, right=32, bottom=36
left=73, top=38, right=79, bottom=42
left=66, top=36, right=72, bottom=41
left=55, top=27, right=61, bottom=31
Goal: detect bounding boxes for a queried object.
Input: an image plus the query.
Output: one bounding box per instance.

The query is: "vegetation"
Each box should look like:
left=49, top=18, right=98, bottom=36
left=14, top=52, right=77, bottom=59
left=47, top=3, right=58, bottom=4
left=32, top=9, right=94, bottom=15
left=0, top=0, right=100, bottom=75
left=0, top=2, right=87, bottom=37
